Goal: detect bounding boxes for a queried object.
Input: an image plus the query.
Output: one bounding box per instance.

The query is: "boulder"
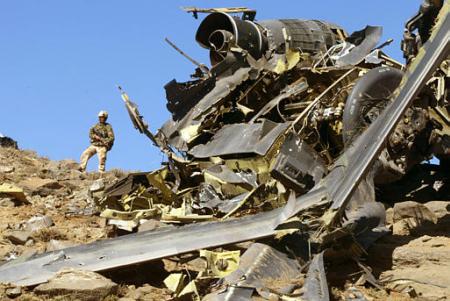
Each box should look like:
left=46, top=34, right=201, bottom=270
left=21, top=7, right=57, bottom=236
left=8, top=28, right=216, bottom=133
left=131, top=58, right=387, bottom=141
left=89, top=179, right=105, bottom=192
left=392, top=201, right=438, bottom=236
left=34, top=269, right=118, bottom=300
left=0, top=183, right=28, bottom=204
left=0, top=165, right=14, bottom=173
left=0, top=135, right=18, bottom=149
left=6, top=230, right=31, bottom=245
left=0, top=197, right=16, bottom=208
left=25, top=215, right=54, bottom=232
left=393, top=201, right=436, bottom=223
left=5, top=286, right=21, bottom=298
left=0, top=243, right=14, bottom=261
left=59, top=159, right=80, bottom=170
left=19, top=177, right=62, bottom=196
left=424, top=201, right=450, bottom=225
left=138, top=220, right=167, bottom=232
left=46, top=239, right=77, bottom=252
left=391, top=235, right=450, bottom=268
left=381, top=236, right=450, bottom=300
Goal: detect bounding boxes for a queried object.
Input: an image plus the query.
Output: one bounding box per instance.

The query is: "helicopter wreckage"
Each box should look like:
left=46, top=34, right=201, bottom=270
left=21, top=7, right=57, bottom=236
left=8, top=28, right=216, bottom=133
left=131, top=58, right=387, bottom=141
left=0, top=1, right=448, bottom=300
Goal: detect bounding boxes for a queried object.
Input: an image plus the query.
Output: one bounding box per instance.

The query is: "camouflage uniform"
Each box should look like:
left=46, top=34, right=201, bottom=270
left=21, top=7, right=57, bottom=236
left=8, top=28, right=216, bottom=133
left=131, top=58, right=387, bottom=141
left=80, top=123, right=115, bottom=172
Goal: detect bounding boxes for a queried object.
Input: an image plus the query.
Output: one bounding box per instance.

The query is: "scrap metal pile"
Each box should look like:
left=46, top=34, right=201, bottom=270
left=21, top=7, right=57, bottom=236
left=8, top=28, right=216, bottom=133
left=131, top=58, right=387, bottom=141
left=102, top=4, right=448, bottom=231
left=0, top=1, right=448, bottom=300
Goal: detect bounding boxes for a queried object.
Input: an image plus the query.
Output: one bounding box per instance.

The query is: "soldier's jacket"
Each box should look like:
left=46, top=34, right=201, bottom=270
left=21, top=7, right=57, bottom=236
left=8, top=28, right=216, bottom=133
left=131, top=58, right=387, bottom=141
left=89, top=123, right=115, bottom=150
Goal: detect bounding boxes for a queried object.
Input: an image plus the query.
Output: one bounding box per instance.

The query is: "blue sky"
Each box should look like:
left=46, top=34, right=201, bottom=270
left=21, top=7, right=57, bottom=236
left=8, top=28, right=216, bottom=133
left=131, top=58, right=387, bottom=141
left=0, top=0, right=422, bottom=171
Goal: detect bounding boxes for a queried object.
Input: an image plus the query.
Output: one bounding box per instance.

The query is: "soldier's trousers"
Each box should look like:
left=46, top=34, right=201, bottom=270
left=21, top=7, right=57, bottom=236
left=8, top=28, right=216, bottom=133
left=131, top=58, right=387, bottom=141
left=80, top=145, right=107, bottom=172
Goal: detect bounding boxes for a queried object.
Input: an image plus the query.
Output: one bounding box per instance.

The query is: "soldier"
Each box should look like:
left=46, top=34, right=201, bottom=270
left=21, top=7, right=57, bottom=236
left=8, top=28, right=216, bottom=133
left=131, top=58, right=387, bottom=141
left=79, top=111, right=115, bottom=173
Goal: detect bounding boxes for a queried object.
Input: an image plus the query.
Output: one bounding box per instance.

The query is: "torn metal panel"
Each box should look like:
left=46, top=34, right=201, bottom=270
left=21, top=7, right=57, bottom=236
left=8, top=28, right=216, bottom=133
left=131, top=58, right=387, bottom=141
left=0, top=209, right=282, bottom=286
left=205, top=243, right=302, bottom=300
left=271, top=133, right=326, bottom=193
left=335, top=26, right=383, bottom=67
left=303, top=252, right=329, bottom=301
left=204, top=165, right=258, bottom=188
left=216, top=192, right=248, bottom=214
left=164, top=77, right=216, bottom=121
left=250, top=78, right=309, bottom=122
left=102, top=172, right=149, bottom=199
left=189, top=120, right=289, bottom=158
left=197, top=184, right=223, bottom=210
left=161, top=66, right=253, bottom=150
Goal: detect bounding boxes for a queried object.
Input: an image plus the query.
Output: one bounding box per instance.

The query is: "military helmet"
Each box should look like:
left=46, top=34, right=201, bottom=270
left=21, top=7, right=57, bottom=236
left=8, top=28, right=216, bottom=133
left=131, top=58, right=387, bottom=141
left=98, top=110, right=108, bottom=118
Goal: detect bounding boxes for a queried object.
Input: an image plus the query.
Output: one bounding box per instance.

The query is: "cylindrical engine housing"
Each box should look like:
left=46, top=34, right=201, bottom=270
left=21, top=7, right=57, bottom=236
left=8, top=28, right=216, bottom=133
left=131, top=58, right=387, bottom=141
left=195, top=12, right=345, bottom=65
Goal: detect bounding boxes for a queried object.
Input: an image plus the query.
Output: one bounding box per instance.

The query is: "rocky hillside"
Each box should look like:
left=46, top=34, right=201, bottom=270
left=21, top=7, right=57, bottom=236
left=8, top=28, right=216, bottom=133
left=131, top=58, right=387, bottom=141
left=0, top=147, right=125, bottom=260
left=0, top=146, right=449, bottom=300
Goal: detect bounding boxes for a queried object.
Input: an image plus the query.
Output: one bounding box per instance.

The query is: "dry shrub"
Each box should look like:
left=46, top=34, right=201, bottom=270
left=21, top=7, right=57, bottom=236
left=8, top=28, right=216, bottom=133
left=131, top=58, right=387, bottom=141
left=31, top=228, right=67, bottom=242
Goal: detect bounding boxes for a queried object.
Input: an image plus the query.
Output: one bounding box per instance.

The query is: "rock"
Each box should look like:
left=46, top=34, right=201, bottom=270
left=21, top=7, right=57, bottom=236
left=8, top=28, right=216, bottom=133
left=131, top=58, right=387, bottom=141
left=0, top=165, right=14, bottom=173
left=34, top=268, right=118, bottom=300
left=19, top=177, right=62, bottom=196
left=0, top=197, right=16, bottom=208
left=59, top=159, right=80, bottom=170
left=25, top=215, right=54, bottom=232
left=185, top=257, right=207, bottom=272
left=19, top=249, right=37, bottom=261
left=20, top=177, right=62, bottom=190
left=138, top=220, right=165, bottom=232
left=0, top=135, right=18, bottom=149
left=392, top=201, right=437, bottom=236
left=385, top=207, right=394, bottom=225
left=46, top=239, right=77, bottom=252
left=125, top=284, right=171, bottom=301
left=0, top=244, right=14, bottom=261
left=424, top=201, right=450, bottom=227
left=109, top=219, right=138, bottom=232
left=89, top=179, right=105, bottom=192
left=58, top=169, right=84, bottom=181
left=6, top=230, right=31, bottom=245
left=392, top=236, right=450, bottom=268
left=392, top=201, right=450, bottom=235
left=5, top=286, right=22, bottom=298
left=0, top=183, right=28, bottom=204
left=381, top=236, right=450, bottom=300
left=393, top=201, right=436, bottom=223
